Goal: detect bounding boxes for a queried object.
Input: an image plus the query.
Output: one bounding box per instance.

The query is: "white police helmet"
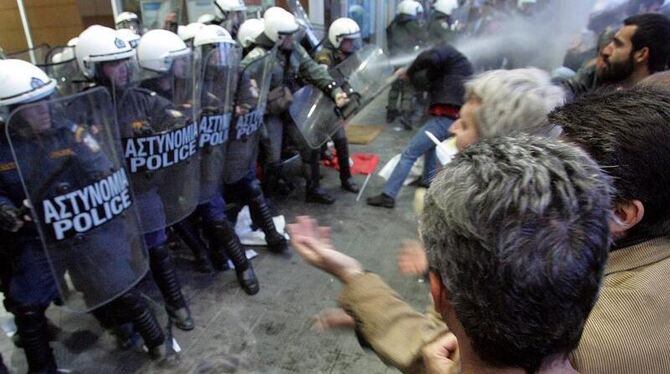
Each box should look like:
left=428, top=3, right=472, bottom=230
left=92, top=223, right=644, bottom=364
left=137, top=29, right=191, bottom=73
left=263, top=7, right=299, bottom=43
left=75, top=25, right=136, bottom=79
left=328, top=17, right=361, bottom=48
left=237, top=18, right=264, bottom=48
left=0, top=59, right=57, bottom=106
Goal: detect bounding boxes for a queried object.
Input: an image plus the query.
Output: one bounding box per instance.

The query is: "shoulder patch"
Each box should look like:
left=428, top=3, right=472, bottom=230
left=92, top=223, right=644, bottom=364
left=0, top=162, right=16, bottom=172
left=49, top=148, right=75, bottom=158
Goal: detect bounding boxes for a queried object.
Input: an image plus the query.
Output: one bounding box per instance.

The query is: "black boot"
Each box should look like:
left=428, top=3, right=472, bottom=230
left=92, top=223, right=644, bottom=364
left=172, top=220, right=215, bottom=273
left=306, top=186, right=336, bottom=204
left=206, top=220, right=259, bottom=295
left=263, top=162, right=281, bottom=197
left=305, top=150, right=335, bottom=204
left=14, top=305, right=58, bottom=374
left=149, top=244, right=194, bottom=331
left=334, top=135, right=359, bottom=193
left=249, top=195, right=288, bottom=253
left=366, top=193, right=395, bottom=208
left=0, top=352, right=8, bottom=374
left=105, top=291, right=166, bottom=355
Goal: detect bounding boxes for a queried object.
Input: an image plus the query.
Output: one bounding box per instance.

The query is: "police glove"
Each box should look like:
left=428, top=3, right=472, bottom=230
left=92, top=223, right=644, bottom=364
left=0, top=204, right=23, bottom=232
left=335, top=92, right=350, bottom=108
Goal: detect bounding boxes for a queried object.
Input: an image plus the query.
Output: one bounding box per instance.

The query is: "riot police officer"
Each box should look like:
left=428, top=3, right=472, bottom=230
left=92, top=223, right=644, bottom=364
left=386, top=0, right=427, bottom=129
left=312, top=17, right=363, bottom=193
left=0, top=59, right=168, bottom=371
left=214, top=0, right=247, bottom=39
left=211, top=24, right=288, bottom=253
left=249, top=7, right=350, bottom=204
left=427, top=0, right=458, bottom=43
left=115, top=11, right=143, bottom=35
left=178, top=22, right=206, bottom=47
left=237, top=18, right=264, bottom=57
left=75, top=25, right=195, bottom=330
left=139, top=27, right=260, bottom=294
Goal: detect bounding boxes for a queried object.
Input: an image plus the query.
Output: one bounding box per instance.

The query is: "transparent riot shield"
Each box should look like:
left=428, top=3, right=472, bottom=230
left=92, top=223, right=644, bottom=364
left=197, top=44, right=241, bottom=202
left=290, top=45, right=394, bottom=149
left=288, top=85, right=340, bottom=149
left=6, top=44, right=51, bottom=65
left=287, top=0, right=321, bottom=53
left=223, top=52, right=275, bottom=184
left=4, top=87, right=148, bottom=312
left=116, top=53, right=201, bottom=233
left=37, top=46, right=89, bottom=97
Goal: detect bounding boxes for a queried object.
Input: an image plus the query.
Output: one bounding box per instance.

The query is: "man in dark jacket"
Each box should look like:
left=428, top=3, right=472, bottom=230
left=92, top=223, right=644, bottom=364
left=368, top=43, right=473, bottom=208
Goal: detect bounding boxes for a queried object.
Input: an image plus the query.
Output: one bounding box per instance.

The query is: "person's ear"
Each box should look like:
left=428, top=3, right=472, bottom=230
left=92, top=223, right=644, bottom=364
left=610, top=200, right=645, bottom=236
left=429, top=271, right=449, bottom=315
left=634, top=46, right=650, bottom=65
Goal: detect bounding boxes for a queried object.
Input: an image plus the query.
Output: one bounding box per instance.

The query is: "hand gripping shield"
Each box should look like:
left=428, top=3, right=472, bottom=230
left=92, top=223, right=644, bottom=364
left=289, top=45, right=394, bottom=149
left=197, top=43, right=241, bottom=202
left=4, top=87, right=149, bottom=312
left=223, top=51, right=275, bottom=184
left=115, top=53, right=202, bottom=233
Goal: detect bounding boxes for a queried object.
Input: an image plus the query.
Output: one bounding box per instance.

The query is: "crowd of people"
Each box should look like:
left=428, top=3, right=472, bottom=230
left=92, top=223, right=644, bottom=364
left=0, top=0, right=669, bottom=372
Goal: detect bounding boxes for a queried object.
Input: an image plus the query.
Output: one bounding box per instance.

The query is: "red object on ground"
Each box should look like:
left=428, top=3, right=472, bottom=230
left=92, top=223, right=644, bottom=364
left=322, top=151, right=380, bottom=175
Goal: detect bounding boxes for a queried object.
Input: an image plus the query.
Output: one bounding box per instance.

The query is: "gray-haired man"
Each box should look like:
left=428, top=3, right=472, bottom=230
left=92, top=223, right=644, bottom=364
left=289, top=135, right=612, bottom=373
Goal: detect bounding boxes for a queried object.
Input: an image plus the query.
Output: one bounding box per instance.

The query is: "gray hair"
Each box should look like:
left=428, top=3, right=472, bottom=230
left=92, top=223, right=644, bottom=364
left=465, top=68, right=565, bottom=138
left=421, top=135, right=612, bottom=372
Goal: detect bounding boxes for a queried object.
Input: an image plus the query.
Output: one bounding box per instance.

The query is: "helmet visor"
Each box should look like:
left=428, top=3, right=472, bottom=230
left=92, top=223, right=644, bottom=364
left=339, top=37, right=362, bottom=54
left=118, top=19, right=142, bottom=35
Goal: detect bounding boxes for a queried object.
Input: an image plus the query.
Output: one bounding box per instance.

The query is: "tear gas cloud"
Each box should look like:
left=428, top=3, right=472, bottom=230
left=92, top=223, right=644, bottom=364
left=451, top=1, right=598, bottom=71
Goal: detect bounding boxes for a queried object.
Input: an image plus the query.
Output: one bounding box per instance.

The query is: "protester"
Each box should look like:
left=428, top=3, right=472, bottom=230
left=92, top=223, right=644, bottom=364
left=368, top=67, right=563, bottom=208
left=289, top=134, right=612, bottom=374
left=564, top=13, right=670, bottom=97
left=367, top=43, right=473, bottom=208
left=550, top=85, right=670, bottom=373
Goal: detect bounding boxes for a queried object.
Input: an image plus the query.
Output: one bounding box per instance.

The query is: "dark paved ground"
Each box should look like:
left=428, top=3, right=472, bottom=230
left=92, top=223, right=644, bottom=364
left=1, top=92, right=434, bottom=373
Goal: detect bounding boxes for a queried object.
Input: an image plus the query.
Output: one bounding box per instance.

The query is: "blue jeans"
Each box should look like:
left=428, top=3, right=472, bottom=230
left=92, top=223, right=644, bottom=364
left=383, top=116, right=454, bottom=199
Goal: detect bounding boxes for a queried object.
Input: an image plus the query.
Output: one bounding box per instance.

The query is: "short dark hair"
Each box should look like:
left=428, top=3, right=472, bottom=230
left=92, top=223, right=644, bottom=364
left=422, top=135, right=612, bottom=373
left=550, top=85, right=670, bottom=240
left=624, top=13, right=670, bottom=73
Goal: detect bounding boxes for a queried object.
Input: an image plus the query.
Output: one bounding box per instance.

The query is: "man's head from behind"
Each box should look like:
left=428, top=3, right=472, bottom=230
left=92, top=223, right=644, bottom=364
left=550, top=85, right=670, bottom=243
left=597, top=13, right=670, bottom=85
left=421, top=135, right=612, bottom=372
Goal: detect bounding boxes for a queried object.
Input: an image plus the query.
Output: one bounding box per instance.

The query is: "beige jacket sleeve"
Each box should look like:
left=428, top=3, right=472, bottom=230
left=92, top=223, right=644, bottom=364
left=338, top=273, right=450, bottom=373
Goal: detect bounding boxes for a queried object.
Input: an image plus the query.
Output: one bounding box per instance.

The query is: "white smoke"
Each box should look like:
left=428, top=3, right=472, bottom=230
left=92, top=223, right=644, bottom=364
left=452, top=1, right=598, bottom=71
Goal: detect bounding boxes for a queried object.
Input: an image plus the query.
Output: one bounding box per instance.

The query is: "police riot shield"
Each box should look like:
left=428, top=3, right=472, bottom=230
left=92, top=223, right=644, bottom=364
left=117, top=52, right=201, bottom=233
left=289, top=45, right=394, bottom=149
left=4, top=87, right=148, bottom=312
left=37, top=46, right=89, bottom=97
left=287, top=0, right=321, bottom=53
left=223, top=51, right=275, bottom=184
left=6, top=44, right=51, bottom=65
left=197, top=44, right=241, bottom=202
